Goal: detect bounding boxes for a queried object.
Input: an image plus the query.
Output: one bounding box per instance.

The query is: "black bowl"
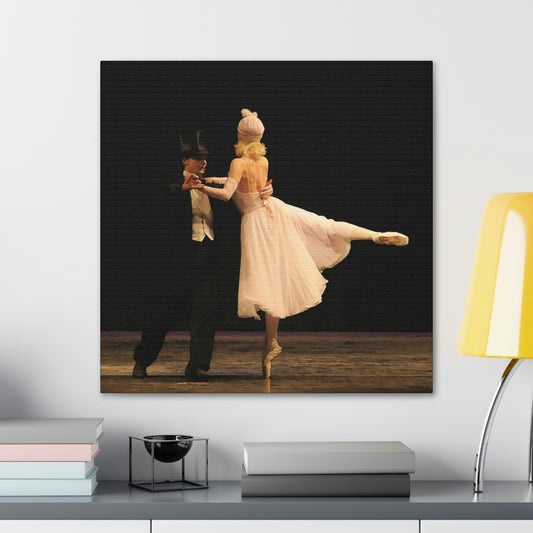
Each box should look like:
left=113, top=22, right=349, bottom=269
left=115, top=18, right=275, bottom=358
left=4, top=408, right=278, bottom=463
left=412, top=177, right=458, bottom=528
left=143, top=435, right=193, bottom=463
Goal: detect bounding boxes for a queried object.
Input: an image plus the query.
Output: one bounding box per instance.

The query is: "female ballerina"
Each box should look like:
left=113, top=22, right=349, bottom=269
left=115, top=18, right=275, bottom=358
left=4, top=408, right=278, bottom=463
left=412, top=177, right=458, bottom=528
left=197, top=109, right=409, bottom=378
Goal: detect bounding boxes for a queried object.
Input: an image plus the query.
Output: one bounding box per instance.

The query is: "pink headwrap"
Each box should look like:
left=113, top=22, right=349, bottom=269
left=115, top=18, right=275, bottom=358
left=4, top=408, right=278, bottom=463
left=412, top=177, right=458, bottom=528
left=237, top=108, right=265, bottom=143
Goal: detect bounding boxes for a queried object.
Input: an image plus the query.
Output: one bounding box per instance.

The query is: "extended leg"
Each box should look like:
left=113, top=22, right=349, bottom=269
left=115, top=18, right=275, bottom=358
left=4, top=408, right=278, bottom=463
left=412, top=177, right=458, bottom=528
left=474, top=358, right=522, bottom=492
left=336, top=222, right=408, bottom=246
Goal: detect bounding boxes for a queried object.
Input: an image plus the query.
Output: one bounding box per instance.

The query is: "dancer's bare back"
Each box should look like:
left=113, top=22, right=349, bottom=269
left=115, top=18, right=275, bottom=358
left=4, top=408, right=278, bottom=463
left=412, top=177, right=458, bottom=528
left=229, top=156, right=269, bottom=193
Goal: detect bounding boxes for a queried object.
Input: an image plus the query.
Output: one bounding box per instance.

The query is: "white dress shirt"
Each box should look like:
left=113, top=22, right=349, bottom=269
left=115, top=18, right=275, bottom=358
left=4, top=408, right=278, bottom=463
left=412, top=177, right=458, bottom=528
left=186, top=171, right=214, bottom=242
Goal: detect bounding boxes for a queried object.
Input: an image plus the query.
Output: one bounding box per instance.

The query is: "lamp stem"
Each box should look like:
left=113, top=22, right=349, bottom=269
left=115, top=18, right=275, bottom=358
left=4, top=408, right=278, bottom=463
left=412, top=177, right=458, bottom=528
left=474, top=358, right=522, bottom=493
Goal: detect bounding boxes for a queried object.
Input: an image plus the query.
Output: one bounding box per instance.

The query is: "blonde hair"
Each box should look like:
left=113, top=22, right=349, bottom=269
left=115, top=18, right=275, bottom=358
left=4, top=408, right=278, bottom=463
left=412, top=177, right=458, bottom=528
left=234, top=140, right=267, bottom=158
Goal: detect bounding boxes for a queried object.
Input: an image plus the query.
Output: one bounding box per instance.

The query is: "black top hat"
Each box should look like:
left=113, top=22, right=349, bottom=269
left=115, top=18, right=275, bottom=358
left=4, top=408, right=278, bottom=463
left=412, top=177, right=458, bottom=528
left=179, top=130, right=209, bottom=157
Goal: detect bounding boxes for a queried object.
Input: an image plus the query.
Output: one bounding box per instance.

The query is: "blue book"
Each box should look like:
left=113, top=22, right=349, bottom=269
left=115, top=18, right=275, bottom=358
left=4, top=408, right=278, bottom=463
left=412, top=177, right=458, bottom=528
left=0, top=459, right=95, bottom=479
left=0, top=466, right=98, bottom=496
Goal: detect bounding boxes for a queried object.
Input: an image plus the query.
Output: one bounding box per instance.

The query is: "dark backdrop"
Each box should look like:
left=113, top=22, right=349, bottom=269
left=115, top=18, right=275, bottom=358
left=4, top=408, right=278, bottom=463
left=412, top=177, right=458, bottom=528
left=101, top=61, right=432, bottom=332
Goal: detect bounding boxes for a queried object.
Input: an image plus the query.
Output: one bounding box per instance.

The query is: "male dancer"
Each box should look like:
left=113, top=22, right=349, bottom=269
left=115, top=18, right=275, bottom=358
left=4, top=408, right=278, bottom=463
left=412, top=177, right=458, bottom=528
left=132, top=130, right=272, bottom=381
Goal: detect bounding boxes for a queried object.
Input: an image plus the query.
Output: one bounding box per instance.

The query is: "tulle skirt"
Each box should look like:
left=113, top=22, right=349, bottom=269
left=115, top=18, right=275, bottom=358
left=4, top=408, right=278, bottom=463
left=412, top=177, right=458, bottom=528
left=237, top=197, right=352, bottom=319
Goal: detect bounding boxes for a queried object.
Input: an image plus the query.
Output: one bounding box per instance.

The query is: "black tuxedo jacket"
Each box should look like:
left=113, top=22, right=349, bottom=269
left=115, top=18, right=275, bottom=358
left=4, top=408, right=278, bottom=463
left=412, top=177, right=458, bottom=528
left=140, top=176, right=240, bottom=329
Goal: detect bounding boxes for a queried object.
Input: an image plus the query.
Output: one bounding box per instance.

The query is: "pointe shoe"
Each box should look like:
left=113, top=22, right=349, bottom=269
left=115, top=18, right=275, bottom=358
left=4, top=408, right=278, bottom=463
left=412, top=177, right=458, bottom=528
left=373, top=232, right=409, bottom=246
left=262, top=339, right=282, bottom=379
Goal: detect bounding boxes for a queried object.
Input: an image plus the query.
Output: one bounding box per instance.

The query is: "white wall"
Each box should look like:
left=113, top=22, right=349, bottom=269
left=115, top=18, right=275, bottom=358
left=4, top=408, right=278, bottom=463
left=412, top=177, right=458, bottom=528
left=1, top=0, right=532, bottom=482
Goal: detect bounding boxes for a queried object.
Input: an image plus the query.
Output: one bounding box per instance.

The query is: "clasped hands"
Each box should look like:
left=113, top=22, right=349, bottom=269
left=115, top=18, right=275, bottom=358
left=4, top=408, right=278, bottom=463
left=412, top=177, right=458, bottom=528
left=181, top=174, right=204, bottom=191
left=182, top=174, right=274, bottom=199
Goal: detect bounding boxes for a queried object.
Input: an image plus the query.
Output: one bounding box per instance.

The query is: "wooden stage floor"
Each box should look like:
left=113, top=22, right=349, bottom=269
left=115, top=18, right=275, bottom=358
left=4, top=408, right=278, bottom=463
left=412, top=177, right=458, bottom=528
left=101, top=331, right=432, bottom=394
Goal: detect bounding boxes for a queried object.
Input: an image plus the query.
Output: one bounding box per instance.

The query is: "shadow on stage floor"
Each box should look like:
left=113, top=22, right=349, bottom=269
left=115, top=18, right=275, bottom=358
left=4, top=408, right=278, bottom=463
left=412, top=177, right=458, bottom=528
left=100, top=331, right=432, bottom=394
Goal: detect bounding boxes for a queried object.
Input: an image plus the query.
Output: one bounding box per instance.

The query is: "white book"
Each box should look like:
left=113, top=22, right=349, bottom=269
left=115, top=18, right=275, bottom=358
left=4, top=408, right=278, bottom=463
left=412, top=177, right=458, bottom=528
left=0, top=459, right=95, bottom=479
left=243, top=441, right=415, bottom=475
left=0, top=418, right=103, bottom=444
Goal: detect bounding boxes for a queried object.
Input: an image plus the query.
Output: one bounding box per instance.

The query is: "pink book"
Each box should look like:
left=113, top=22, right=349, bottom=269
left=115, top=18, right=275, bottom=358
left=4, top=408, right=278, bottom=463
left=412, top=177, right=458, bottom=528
left=0, top=441, right=100, bottom=461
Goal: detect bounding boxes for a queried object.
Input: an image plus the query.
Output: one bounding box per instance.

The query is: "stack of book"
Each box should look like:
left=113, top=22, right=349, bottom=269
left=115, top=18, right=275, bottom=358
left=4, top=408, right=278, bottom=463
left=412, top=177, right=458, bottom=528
left=242, top=441, right=415, bottom=497
left=0, top=418, right=103, bottom=496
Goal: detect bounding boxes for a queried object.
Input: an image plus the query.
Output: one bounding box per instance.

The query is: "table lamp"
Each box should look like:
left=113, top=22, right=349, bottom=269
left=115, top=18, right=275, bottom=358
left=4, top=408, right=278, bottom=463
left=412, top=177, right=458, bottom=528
left=457, top=192, right=533, bottom=493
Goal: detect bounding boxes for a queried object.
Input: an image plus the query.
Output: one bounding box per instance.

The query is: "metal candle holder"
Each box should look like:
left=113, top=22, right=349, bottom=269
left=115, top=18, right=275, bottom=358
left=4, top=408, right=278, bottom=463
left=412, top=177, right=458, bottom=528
left=128, top=435, right=208, bottom=492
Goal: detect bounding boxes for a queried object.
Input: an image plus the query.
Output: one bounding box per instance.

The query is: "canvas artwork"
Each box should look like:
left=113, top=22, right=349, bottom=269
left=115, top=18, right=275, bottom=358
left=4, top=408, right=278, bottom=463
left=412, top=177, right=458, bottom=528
left=100, top=61, right=433, bottom=393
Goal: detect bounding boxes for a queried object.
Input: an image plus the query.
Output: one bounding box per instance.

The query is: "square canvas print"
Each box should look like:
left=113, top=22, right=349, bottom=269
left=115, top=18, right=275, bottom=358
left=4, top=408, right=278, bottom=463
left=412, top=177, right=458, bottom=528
left=100, top=60, right=432, bottom=393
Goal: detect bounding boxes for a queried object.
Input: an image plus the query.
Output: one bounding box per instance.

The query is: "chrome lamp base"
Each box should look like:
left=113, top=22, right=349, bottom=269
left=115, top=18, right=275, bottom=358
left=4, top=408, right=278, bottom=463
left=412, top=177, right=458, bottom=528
left=473, top=358, right=531, bottom=492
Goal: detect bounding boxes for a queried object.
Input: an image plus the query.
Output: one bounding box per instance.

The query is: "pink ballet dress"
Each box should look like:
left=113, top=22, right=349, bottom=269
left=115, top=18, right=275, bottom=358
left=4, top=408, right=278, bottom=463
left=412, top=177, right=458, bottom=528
left=232, top=191, right=352, bottom=319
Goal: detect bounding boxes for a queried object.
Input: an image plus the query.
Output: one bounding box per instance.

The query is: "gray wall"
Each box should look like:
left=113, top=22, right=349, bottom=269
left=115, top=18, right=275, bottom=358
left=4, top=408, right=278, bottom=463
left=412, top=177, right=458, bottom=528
left=1, top=0, right=532, bottom=481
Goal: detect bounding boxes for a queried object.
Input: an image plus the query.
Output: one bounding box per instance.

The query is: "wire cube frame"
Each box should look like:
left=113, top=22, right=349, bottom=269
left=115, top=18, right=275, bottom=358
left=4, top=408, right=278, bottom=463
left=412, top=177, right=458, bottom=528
left=128, top=435, right=208, bottom=492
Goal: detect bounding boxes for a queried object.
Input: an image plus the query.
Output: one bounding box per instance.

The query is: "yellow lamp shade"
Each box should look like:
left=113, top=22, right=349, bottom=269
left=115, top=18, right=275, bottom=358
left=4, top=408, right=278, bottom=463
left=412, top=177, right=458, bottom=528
left=457, top=192, right=533, bottom=358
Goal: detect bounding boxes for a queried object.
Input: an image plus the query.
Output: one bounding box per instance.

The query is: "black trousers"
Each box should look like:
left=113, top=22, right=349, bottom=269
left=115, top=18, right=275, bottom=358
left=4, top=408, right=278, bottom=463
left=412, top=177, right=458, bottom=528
left=133, top=239, right=217, bottom=372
